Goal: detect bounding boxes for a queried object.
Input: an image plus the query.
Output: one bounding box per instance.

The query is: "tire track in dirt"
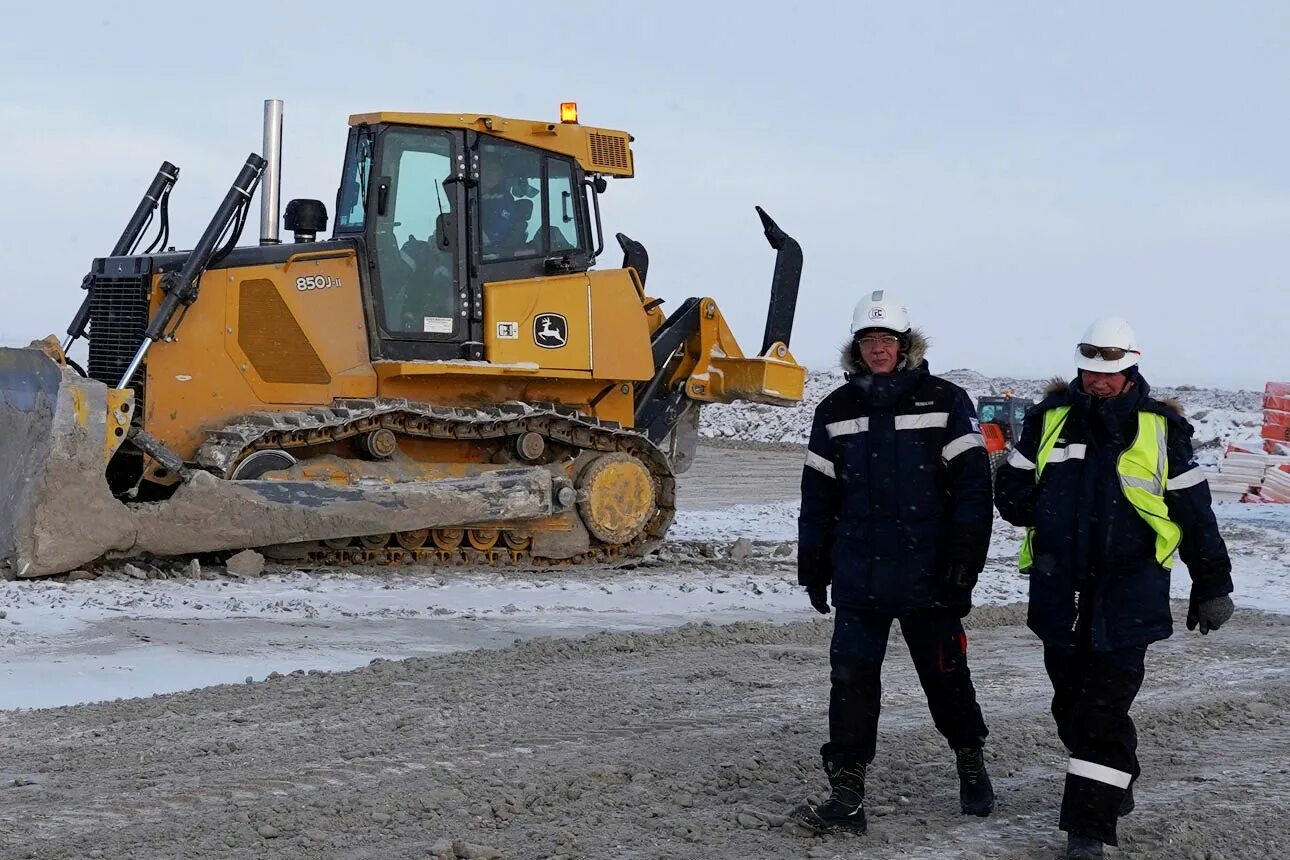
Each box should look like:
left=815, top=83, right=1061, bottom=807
left=0, top=604, right=1284, bottom=859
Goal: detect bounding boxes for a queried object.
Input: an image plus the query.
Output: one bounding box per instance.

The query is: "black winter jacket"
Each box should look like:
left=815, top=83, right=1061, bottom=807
left=798, top=331, right=994, bottom=615
left=994, top=371, right=1233, bottom=650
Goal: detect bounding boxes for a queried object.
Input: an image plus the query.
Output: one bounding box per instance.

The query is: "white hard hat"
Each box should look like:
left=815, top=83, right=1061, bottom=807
left=1075, top=316, right=1141, bottom=373
left=850, top=290, right=911, bottom=334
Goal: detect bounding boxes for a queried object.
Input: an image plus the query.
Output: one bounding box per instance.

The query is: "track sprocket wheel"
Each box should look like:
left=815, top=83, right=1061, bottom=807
left=577, top=452, right=657, bottom=544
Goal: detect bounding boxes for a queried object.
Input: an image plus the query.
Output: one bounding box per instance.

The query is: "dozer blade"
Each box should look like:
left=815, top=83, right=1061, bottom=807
left=0, top=347, right=565, bottom=577
left=0, top=347, right=137, bottom=577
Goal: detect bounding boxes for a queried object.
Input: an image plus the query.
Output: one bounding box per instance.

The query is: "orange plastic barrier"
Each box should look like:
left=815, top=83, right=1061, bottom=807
left=1263, top=382, right=1290, bottom=454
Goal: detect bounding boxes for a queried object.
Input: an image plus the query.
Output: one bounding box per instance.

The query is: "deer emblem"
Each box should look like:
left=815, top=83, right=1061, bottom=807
left=534, top=314, right=568, bottom=348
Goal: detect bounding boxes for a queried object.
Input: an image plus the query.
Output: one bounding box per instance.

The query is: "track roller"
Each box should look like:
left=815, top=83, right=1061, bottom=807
left=467, top=528, right=499, bottom=551
left=396, top=529, right=429, bottom=549
left=502, top=531, right=532, bottom=550
left=432, top=528, right=464, bottom=550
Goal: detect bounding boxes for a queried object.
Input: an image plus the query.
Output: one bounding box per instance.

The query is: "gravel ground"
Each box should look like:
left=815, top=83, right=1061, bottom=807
left=674, top=444, right=803, bottom=510
left=0, top=603, right=1284, bottom=860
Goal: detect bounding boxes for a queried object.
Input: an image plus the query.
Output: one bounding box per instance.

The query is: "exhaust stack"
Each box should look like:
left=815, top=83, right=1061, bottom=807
left=259, top=98, right=283, bottom=245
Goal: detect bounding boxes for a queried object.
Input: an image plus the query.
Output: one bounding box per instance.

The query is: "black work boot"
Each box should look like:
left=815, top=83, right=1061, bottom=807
left=954, top=747, right=995, bottom=816
left=789, top=759, right=867, bottom=834
left=1066, top=833, right=1105, bottom=859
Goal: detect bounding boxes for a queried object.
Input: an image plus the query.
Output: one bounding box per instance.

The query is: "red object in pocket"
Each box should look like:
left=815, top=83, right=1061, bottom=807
left=938, top=631, right=968, bottom=672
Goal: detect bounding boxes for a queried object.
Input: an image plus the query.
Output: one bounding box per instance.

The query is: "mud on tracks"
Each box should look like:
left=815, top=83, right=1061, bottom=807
left=0, top=604, right=1285, bottom=860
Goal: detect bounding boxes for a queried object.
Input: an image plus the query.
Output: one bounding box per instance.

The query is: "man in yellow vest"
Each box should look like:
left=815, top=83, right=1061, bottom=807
left=995, top=317, right=1234, bottom=859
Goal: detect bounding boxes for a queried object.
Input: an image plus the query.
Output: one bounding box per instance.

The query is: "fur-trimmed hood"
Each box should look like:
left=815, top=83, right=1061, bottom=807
left=839, top=327, right=930, bottom=376
left=1045, top=370, right=1185, bottom=417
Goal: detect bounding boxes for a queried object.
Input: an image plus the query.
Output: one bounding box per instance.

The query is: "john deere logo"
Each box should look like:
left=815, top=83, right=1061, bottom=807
left=534, top=313, right=568, bottom=349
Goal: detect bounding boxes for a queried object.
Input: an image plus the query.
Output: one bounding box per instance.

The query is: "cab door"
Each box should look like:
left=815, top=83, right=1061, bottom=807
left=468, top=134, right=594, bottom=367
left=344, top=124, right=472, bottom=361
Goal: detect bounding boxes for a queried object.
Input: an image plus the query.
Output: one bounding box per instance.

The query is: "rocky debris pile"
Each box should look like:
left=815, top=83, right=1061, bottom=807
left=643, top=538, right=795, bottom=569
left=10, top=551, right=275, bottom=585
left=699, top=367, right=1262, bottom=456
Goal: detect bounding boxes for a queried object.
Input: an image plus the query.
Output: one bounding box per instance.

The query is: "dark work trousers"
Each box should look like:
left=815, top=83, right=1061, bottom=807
left=822, top=607, right=989, bottom=765
left=1044, top=643, right=1147, bottom=846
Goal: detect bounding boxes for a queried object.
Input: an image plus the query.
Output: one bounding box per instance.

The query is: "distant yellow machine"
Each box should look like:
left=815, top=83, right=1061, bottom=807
left=0, top=101, right=805, bottom=577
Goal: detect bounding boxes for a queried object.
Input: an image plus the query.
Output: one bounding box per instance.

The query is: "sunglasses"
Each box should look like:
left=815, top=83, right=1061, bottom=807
left=858, top=334, right=900, bottom=347
left=1077, top=343, right=1139, bottom=362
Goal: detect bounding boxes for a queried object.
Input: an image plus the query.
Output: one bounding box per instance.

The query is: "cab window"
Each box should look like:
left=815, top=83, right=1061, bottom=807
left=545, top=159, right=580, bottom=252
left=336, top=130, right=372, bottom=232
left=372, top=129, right=459, bottom=336
left=479, top=141, right=541, bottom=261
left=479, top=140, right=586, bottom=263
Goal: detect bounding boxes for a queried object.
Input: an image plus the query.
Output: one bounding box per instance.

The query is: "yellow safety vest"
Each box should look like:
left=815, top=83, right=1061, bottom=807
left=1018, top=406, right=1181, bottom=572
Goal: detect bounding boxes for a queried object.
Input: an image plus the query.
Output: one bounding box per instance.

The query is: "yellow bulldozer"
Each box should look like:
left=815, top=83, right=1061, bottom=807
left=0, top=101, right=805, bottom=578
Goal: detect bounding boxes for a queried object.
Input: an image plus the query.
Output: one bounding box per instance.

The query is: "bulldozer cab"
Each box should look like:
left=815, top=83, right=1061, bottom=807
left=335, top=117, right=603, bottom=363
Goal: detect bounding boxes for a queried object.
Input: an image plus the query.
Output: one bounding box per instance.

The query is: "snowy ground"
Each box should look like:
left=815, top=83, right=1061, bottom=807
left=2, top=600, right=1286, bottom=860
left=1, top=445, right=1284, bottom=712
left=0, top=443, right=1286, bottom=860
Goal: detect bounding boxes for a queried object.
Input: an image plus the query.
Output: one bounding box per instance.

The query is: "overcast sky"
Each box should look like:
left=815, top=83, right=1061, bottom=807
left=2, top=1, right=1287, bottom=389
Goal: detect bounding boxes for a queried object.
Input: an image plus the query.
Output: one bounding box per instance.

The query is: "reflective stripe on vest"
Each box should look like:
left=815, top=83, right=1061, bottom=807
left=1018, top=407, right=1182, bottom=572
left=1116, top=411, right=1183, bottom=569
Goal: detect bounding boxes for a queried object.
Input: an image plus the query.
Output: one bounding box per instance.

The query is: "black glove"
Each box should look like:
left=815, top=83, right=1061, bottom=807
left=941, top=562, right=977, bottom=618
left=945, top=561, right=977, bottom=592
left=943, top=526, right=989, bottom=587
left=1187, top=594, right=1234, bottom=635
left=806, top=584, right=830, bottom=615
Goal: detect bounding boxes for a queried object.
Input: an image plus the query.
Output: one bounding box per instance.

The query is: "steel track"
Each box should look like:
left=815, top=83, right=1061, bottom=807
left=193, top=399, right=676, bottom=568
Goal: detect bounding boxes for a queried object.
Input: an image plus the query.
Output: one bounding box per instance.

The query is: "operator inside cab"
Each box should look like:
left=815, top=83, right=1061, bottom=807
left=479, top=143, right=541, bottom=260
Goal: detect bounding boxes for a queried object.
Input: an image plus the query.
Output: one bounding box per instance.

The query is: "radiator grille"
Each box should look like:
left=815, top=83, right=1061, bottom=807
left=87, top=272, right=152, bottom=415
left=588, top=132, right=631, bottom=171
left=238, top=279, right=331, bottom=385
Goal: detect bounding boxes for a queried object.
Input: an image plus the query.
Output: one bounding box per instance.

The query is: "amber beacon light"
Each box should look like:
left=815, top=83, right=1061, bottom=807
left=560, top=102, right=579, bottom=123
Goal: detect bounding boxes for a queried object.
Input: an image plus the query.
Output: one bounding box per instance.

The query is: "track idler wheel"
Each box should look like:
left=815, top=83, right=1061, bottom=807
left=230, top=449, right=297, bottom=480
left=359, top=533, right=391, bottom=549
left=577, top=453, right=657, bottom=544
